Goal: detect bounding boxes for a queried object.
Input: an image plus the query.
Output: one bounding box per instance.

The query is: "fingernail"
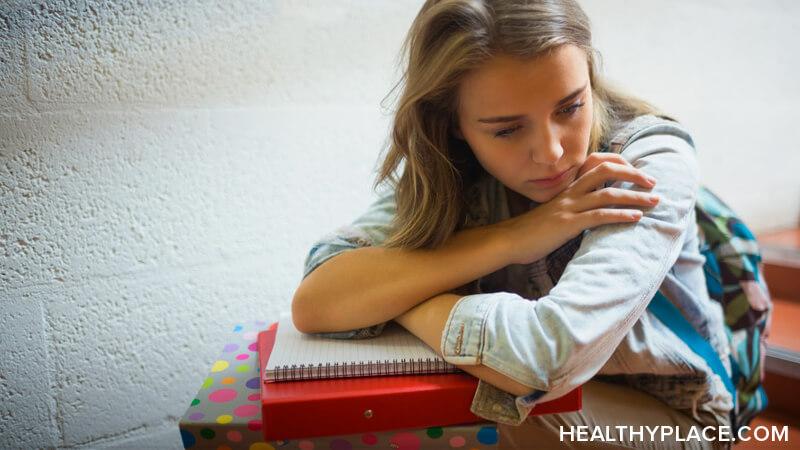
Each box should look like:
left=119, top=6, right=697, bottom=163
left=647, top=176, right=657, bottom=184
left=649, top=195, right=660, bottom=203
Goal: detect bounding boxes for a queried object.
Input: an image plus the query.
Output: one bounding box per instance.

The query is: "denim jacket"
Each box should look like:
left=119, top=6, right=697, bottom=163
left=300, top=115, right=733, bottom=430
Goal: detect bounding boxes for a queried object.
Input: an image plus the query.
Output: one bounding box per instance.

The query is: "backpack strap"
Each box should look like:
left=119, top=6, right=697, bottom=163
left=609, top=114, right=739, bottom=423
left=648, top=291, right=737, bottom=412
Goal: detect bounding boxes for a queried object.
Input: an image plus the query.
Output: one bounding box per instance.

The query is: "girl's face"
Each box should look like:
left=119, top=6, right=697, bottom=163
left=455, top=44, right=594, bottom=204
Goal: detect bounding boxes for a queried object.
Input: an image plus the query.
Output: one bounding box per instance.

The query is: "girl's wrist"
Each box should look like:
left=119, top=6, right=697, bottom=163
left=487, top=219, right=525, bottom=266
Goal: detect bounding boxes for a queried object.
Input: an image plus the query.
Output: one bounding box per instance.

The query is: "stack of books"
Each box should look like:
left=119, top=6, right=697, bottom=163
left=257, top=314, right=581, bottom=441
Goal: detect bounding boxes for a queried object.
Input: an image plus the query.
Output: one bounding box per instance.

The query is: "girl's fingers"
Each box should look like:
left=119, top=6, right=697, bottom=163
left=575, top=152, right=632, bottom=180
left=572, top=161, right=655, bottom=194
left=578, top=208, right=644, bottom=229
left=574, top=187, right=659, bottom=213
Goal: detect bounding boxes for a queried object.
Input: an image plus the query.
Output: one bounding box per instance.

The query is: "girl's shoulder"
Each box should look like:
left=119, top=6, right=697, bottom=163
left=605, top=114, right=696, bottom=156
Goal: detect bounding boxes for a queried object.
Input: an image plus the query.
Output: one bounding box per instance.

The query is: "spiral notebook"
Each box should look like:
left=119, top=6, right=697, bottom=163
left=258, top=322, right=583, bottom=440
left=264, top=314, right=463, bottom=383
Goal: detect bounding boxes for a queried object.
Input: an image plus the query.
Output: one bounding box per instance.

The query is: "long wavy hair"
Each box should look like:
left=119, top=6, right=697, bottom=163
left=373, top=0, right=674, bottom=250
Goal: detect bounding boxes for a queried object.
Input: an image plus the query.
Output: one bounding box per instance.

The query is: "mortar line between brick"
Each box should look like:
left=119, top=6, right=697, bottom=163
left=62, top=417, right=180, bottom=449
left=3, top=248, right=272, bottom=296
left=39, top=299, right=65, bottom=448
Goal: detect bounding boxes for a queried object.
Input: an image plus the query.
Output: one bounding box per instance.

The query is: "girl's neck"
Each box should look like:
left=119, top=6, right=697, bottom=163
left=505, top=186, right=534, bottom=218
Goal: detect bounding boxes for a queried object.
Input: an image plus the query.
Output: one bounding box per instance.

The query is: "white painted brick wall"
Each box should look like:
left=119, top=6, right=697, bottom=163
left=1, top=1, right=797, bottom=448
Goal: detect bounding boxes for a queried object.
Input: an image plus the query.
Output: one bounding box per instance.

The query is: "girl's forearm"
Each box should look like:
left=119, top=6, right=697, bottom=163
left=394, top=292, right=535, bottom=397
left=291, top=222, right=513, bottom=334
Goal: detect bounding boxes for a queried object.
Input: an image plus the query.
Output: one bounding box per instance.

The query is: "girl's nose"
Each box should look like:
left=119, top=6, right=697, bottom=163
left=530, top=125, right=564, bottom=165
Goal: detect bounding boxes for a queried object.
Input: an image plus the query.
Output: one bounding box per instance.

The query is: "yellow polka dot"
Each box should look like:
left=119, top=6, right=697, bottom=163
left=201, top=377, right=213, bottom=389
left=216, top=414, right=233, bottom=424
left=211, top=360, right=229, bottom=373
left=221, top=376, right=236, bottom=385
left=249, top=443, right=275, bottom=450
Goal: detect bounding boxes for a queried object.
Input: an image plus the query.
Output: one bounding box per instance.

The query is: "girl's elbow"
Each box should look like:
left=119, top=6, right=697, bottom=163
left=291, top=283, right=318, bottom=334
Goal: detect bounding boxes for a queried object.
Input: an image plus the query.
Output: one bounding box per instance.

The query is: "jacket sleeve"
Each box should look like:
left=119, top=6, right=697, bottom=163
left=439, top=131, right=701, bottom=425
left=299, top=186, right=397, bottom=340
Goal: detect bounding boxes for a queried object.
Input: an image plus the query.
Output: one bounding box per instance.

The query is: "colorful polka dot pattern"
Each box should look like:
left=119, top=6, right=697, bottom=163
left=179, top=319, right=498, bottom=449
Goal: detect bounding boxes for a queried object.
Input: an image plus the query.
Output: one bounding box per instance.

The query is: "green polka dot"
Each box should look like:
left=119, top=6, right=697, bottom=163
left=201, top=377, right=213, bottom=389
left=200, top=428, right=215, bottom=439
left=236, top=364, right=250, bottom=373
left=426, top=426, right=444, bottom=438
left=190, top=398, right=200, bottom=407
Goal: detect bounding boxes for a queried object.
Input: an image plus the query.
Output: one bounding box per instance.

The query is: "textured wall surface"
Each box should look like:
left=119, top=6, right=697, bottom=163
left=1, top=1, right=797, bottom=449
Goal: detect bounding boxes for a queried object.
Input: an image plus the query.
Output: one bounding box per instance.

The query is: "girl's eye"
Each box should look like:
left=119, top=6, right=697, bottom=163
left=560, top=102, right=585, bottom=116
left=494, top=125, right=522, bottom=138
left=493, top=102, right=585, bottom=139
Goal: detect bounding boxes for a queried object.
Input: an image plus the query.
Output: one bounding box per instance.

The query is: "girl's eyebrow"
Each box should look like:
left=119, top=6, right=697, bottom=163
left=476, top=81, right=589, bottom=124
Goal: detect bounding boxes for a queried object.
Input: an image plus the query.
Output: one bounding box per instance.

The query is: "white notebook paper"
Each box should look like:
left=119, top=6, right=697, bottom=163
left=264, top=313, right=462, bottom=382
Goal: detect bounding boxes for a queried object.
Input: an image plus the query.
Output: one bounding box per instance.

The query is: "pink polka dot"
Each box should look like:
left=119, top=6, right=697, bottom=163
left=448, top=436, right=466, bottom=447
left=361, top=433, right=378, bottom=445
left=247, top=393, right=259, bottom=401
left=226, top=430, right=242, bottom=442
left=208, top=388, right=237, bottom=403
left=298, top=441, right=315, bottom=450
left=235, top=353, right=249, bottom=360
left=248, top=342, right=258, bottom=352
left=247, top=419, right=262, bottom=431
left=389, top=432, right=421, bottom=450
left=233, top=404, right=259, bottom=417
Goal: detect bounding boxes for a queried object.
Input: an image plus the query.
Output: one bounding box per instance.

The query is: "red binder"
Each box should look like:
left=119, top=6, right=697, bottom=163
left=257, top=322, right=581, bottom=441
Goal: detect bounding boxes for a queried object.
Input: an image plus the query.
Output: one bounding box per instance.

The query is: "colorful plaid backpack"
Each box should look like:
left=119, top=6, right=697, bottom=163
left=695, top=186, right=772, bottom=430
left=608, top=115, right=773, bottom=435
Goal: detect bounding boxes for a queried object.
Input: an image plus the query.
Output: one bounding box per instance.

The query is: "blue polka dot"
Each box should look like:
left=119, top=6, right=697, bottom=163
left=246, top=377, right=260, bottom=389
left=233, top=324, right=243, bottom=332
left=180, top=429, right=196, bottom=448
left=477, top=426, right=498, bottom=445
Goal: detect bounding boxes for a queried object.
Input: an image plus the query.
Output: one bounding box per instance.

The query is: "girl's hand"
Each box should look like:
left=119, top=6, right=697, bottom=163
left=498, top=152, right=659, bottom=266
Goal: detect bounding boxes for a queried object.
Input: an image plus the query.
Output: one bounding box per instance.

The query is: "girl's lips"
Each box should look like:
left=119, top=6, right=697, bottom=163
left=528, top=166, right=573, bottom=187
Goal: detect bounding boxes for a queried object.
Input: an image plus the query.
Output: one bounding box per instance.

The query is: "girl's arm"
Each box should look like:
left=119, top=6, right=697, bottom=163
left=292, top=218, right=511, bottom=334
left=394, top=292, right=537, bottom=397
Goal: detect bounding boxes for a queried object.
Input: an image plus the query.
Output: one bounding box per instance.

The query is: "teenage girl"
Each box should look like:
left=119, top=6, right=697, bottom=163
left=293, top=1, right=731, bottom=449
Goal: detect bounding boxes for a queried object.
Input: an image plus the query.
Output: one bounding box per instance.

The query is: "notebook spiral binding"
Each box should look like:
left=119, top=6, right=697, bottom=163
left=271, top=358, right=461, bottom=382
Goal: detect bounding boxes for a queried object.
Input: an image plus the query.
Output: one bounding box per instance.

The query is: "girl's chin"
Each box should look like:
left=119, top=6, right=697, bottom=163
left=527, top=187, right=567, bottom=204
left=529, top=193, right=556, bottom=204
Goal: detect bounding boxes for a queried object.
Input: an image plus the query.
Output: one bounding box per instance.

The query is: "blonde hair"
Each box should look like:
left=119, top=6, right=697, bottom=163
left=374, top=0, right=674, bottom=249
